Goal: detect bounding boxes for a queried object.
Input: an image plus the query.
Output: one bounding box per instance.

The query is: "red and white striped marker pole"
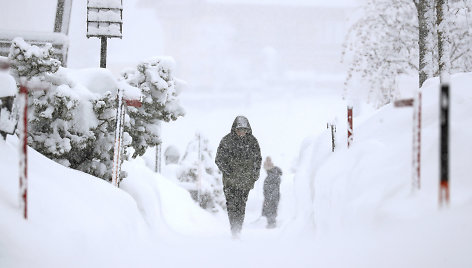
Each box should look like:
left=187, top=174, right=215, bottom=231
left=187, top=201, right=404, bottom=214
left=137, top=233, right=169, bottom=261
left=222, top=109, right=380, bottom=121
left=18, top=85, right=28, bottom=219
left=111, top=89, right=142, bottom=187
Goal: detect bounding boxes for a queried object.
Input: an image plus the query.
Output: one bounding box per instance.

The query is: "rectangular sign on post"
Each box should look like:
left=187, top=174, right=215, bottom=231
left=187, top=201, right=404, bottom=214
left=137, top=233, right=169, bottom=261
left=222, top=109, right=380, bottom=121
left=86, top=0, right=123, bottom=68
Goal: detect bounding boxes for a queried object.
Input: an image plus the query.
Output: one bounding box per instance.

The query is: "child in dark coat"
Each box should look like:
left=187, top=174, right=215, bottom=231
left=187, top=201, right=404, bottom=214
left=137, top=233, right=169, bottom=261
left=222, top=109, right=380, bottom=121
left=261, top=157, right=282, bottom=228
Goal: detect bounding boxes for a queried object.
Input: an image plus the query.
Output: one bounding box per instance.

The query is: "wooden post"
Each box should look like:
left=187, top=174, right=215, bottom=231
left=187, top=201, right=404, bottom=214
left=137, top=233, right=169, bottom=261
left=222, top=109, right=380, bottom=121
left=18, top=85, right=28, bottom=219
left=347, top=106, right=353, bottom=148
left=439, top=83, right=449, bottom=206
left=100, top=36, right=107, bottom=68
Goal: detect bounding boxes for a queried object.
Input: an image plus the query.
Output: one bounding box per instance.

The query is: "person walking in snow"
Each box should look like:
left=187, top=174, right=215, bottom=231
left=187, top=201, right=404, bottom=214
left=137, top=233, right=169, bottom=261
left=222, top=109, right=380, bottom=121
left=215, top=115, right=262, bottom=238
left=261, top=156, right=282, bottom=228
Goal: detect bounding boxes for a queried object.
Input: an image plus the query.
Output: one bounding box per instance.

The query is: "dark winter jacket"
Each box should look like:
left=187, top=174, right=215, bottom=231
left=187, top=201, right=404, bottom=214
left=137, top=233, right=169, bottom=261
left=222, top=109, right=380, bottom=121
left=215, top=116, right=262, bottom=191
left=262, top=166, right=282, bottom=218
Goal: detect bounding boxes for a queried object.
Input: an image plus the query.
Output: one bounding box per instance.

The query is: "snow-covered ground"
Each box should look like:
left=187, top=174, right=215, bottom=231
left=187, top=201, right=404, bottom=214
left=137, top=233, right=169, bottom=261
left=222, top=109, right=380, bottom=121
left=1, top=73, right=472, bottom=267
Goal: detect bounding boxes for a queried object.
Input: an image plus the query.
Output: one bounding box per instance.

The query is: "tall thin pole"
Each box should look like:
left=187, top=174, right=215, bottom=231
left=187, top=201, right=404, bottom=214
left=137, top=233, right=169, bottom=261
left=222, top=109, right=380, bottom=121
left=412, top=91, right=422, bottom=190
left=347, top=106, right=353, bottom=148
left=439, top=82, right=450, bottom=206
left=18, top=85, right=28, bottom=219
left=112, top=89, right=124, bottom=187
left=155, top=144, right=161, bottom=173
left=100, top=36, right=107, bottom=68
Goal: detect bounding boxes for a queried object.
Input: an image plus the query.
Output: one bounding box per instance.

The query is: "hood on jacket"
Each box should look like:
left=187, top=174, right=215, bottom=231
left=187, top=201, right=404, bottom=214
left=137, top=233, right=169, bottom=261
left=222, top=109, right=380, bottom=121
left=231, top=115, right=252, bottom=135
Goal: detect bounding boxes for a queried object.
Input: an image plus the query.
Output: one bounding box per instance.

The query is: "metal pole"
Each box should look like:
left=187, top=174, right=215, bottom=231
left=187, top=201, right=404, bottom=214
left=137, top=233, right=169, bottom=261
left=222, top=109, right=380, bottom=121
left=100, top=36, right=107, bottom=68
left=155, top=144, right=162, bottom=173
left=18, top=85, right=28, bottom=219
left=197, top=134, right=202, bottom=204
left=112, top=89, right=124, bottom=187
left=411, top=91, right=421, bottom=190
left=347, top=106, right=353, bottom=148
left=439, top=83, right=449, bottom=206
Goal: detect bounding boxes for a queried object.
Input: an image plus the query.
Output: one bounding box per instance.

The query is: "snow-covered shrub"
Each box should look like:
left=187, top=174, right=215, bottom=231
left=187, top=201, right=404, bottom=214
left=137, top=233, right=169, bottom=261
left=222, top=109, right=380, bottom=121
left=8, top=39, right=130, bottom=182
left=9, top=40, right=183, bottom=183
left=9, top=37, right=60, bottom=80
left=120, top=57, right=185, bottom=158
left=178, top=133, right=225, bottom=212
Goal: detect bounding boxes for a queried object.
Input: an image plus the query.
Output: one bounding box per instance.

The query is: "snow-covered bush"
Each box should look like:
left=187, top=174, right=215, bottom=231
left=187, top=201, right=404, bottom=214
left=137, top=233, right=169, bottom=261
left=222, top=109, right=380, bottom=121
left=25, top=71, right=127, bottom=181
left=120, top=57, right=185, bottom=158
left=8, top=40, right=183, bottom=183
left=9, top=37, right=60, bottom=80
left=178, top=133, right=225, bottom=212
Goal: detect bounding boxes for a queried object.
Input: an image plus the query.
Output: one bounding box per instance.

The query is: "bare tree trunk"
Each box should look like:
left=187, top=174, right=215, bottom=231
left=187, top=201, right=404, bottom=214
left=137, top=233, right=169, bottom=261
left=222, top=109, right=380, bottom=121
left=414, top=0, right=435, bottom=88
left=436, top=0, right=451, bottom=79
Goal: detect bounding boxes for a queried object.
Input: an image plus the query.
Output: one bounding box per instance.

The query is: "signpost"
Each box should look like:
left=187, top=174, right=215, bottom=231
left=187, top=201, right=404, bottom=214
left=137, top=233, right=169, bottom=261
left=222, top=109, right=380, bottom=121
left=86, top=0, right=123, bottom=68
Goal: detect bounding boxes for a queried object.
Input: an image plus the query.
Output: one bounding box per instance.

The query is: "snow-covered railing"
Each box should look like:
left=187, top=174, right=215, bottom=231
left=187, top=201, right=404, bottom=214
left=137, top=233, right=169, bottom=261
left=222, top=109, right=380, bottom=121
left=0, top=30, right=69, bottom=66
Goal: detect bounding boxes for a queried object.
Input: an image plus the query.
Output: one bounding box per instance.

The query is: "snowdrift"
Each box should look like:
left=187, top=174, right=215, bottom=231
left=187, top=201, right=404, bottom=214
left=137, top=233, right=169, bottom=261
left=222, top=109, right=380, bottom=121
left=0, top=135, right=223, bottom=268
left=291, top=73, right=472, bottom=266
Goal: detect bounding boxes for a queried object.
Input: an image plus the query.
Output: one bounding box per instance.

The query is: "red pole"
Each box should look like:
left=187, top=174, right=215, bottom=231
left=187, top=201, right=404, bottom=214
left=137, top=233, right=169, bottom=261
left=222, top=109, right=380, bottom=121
left=347, top=106, right=353, bottom=148
left=19, top=85, right=28, bottom=219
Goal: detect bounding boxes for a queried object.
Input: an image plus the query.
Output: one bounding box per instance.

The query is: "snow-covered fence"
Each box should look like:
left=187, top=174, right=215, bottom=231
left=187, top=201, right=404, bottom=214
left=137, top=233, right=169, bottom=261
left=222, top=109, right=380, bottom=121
left=439, top=81, right=450, bottom=206
left=0, top=31, right=69, bottom=66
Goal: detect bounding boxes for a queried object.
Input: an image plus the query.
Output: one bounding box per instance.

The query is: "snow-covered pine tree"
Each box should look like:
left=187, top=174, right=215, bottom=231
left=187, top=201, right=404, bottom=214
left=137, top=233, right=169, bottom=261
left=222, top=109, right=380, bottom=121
left=120, top=57, right=185, bottom=158
left=9, top=38, right=60, bottom=81
left=179, top=133, right=226, bottom=212
left=9, top=38, right=129, bottom=182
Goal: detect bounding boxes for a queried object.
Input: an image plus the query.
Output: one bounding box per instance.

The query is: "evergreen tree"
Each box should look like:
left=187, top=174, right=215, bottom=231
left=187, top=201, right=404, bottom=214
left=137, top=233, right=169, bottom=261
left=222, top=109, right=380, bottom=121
left=179, top=133, right=226, bottom=212
left=121, top=57, right=185, bottom=158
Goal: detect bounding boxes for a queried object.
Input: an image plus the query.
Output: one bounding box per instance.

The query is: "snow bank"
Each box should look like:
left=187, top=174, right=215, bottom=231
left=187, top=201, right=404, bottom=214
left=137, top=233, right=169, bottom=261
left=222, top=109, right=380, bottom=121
left=291, top=73, right=472, bottom=266
left=0, top=135, right=223, bottom=267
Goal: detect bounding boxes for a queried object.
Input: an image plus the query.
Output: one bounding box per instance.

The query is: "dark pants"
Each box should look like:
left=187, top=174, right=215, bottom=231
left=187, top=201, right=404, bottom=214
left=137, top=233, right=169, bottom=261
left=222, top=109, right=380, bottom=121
left=223, top=185, right=250, bottom=235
